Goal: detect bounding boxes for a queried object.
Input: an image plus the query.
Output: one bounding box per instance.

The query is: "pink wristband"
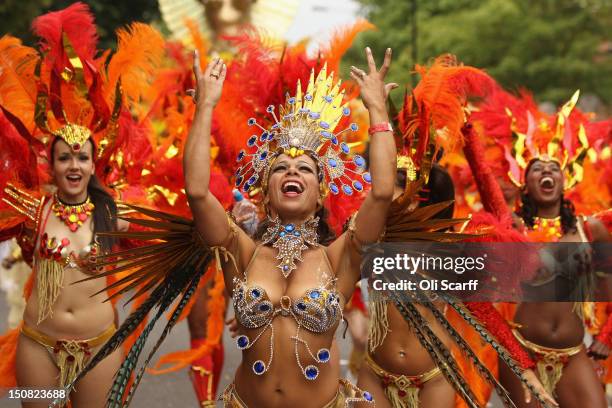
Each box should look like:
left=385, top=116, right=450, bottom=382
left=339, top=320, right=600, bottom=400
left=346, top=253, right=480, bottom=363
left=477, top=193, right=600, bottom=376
left=368, top=122, right=393, bottom=135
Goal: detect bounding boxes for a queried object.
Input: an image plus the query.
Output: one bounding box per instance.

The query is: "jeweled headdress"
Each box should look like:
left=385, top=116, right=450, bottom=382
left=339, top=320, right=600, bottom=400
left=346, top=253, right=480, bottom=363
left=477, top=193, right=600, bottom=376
left=504, top=90, right=591, bottom=189
left=234, top=64, right=370, bottom=196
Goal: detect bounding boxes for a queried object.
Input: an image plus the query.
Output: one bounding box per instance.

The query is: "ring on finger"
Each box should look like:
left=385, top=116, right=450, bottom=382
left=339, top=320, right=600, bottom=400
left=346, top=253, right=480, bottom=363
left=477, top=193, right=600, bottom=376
left=210, top=72, right=220, bottom=79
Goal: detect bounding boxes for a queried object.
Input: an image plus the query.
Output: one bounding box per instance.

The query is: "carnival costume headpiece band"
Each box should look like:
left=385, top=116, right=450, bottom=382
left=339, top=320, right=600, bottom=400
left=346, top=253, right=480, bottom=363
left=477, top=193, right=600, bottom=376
left=505, top=90, right=591, bottom=190
left=234, top=64, right=371, bottom=196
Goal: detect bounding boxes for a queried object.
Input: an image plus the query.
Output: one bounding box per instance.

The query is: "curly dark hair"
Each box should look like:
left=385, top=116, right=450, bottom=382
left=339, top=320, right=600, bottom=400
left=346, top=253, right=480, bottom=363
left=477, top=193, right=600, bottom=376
left=254, top=205, right=336, bottom=246
left=50, top=138, right=118, bottom=252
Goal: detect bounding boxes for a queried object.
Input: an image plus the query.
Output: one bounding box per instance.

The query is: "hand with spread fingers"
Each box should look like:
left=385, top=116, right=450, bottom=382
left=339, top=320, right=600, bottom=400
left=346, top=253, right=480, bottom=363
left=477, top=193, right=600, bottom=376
left=350, top=47, right=399, bottom=111
left=187, top=50, right=227, bottom=108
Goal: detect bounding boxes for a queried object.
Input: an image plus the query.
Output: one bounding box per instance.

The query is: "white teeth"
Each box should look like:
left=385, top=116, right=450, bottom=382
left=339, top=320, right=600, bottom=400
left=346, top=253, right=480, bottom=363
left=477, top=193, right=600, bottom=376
left=282, top=181, right=303, bottom=193
left=539, top=177, right=554, bottom=188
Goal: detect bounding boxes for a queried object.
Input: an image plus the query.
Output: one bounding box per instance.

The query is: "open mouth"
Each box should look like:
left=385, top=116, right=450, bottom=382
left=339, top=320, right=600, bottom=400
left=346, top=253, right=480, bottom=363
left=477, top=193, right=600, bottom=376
left=281, top=180, right=304, bottom=197
left=66, top=174, right=82, bottom=186
left=539, top=176, right=555, bottom=193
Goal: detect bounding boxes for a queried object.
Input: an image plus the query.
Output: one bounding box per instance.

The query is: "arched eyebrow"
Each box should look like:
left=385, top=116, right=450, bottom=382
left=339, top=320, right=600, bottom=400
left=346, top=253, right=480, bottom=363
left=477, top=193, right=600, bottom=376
left=297, top=160, right=315, bottom=169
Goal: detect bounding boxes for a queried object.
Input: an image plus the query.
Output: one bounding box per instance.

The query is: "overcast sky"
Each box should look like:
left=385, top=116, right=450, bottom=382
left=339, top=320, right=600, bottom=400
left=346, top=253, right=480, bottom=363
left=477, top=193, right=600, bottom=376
left=284, top=0, right=363, bottom=44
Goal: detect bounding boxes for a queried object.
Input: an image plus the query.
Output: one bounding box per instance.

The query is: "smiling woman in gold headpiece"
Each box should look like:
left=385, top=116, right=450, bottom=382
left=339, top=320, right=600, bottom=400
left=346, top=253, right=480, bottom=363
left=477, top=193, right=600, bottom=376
left=474, top=90, right=611, bottom=408
left=0, top=4, right=163, bottom=406
left=183, top=45, right=397, bottom=407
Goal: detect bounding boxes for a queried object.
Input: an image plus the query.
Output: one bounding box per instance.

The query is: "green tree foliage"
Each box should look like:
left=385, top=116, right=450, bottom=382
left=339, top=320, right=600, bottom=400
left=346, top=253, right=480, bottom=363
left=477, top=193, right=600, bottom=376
left=0, top=0, right=165, bottom=50
left=345, top=0, right=612, bottom=105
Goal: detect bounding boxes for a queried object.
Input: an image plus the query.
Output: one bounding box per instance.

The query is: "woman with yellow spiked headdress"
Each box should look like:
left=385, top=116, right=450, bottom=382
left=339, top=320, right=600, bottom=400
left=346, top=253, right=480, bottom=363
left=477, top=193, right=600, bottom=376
left=471, top=87, right=611, bottom=408
left=0, top=3, right=166, bottom=405
left=181, top=43, right=398, bottom=406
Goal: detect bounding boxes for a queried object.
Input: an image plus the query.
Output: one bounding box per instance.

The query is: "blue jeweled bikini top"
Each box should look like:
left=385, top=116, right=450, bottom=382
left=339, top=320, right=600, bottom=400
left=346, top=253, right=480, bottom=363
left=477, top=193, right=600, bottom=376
left=231, top=245, right=343, bottom=380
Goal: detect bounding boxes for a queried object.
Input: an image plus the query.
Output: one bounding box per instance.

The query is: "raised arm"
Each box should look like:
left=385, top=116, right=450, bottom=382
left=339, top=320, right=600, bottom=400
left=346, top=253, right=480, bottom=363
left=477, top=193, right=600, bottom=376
left=183, top=53, right=233, bottom=246
left=349, top=47, right=398, bottom=243
left=328, top=48, right=397, bottom=293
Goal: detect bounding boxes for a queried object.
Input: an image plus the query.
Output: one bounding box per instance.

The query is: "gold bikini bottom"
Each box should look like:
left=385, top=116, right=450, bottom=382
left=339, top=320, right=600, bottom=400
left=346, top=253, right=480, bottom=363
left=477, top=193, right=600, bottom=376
left=21, top=323, right=116, bottom=389
left=365, top=352, right=442, bottom=408
left=512, top=329, right=582, bottom=395
left=221, top=378, right=374, bottom=407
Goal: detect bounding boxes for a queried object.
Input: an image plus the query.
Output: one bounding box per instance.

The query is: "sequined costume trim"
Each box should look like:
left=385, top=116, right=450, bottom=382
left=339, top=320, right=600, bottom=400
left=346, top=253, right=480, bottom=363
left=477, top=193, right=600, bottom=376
left=511, top=329, right=582, bottom=395
left=221, top=379, right=374, bottom=407
left=365, top=353, right=441, bottom=408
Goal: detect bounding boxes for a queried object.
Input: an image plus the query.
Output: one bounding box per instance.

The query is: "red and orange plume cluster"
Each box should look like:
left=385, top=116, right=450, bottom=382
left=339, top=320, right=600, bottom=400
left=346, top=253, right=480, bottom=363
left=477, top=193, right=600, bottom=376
left=397, top=55, right=496, bottom=179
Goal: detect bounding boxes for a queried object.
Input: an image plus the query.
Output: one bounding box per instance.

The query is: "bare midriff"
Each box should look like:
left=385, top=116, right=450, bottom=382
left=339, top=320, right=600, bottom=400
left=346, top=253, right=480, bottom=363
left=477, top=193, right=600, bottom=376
left=23, top=265, right=115, bottom=339
left=514, top=302, right=583, bottom=348
left=370, top=303, right=451, bottom=375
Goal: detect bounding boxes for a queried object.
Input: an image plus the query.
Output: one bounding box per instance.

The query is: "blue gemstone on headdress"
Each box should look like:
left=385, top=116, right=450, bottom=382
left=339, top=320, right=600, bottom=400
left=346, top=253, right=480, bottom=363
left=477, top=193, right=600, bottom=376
left=235, top=176, right=243, bottom=186
left=353, top=181, right=364, bottom=191
left=260, top=132, right=269, bottom=141
left=288, top=97, right=296, bottom=104
left=331, top=137, right=338, bottom=145
left=283, top=265, right=289, bottom=272
left=247, top=118, right=256, bottom=126
left=294, top=231, right=300, bottom=237
left=321, top=131, right=332, bottom=139
left=251, top=288, right=261, bottom=298
left=310, top=290, right=320, bottom=300
left=350, top=123, right=358, bottom=131
left=342, top=185, right=353, bottom=195
left=329, top=183, right=339, bottom=195
left=280, top=231, right=286, bottom=237
left=362, top=172, right=372, bottom=183
left=271, top=123, right=280, bottom=129
left=285, top=224, right=295, bottom=232
left=304, top=94, right=313, bottom=101
left=266, top=105, right=274, bottom=112
left=247, top=135, right=258, bottom=146
left=317, top=349, right=330, bottom=363
left=319, top=121, right=330, bottom=129
left=309, top=112, right=321, bottom=120
left=354, top=155, right=366, bottom=167
left=253, top=360, right=265, bottom=375
left=324, top=95, right=333, bottom=103
left=328, top=159, right=337, bottom=168
left=237, top=150, right=245, bottom=162
left=342, top=107, right=350, bottom=116
left=259, top=304, right=270, bottom=312
left=340, top=143, right=350, bottom=154
left=283, top=114, right=293, bottom=120
left=304, top=365, right=319, bottom=380
left=259, top=151, right=268, bottom=160
left=297, top=302, right=306, bottom=311
left=247, top=175, right=258, bottom=186
left=364, top=391, right=373, bottom=401
left=236, top=335, right=249, bottom=349
left=299, top=108, right=310, bottom=113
